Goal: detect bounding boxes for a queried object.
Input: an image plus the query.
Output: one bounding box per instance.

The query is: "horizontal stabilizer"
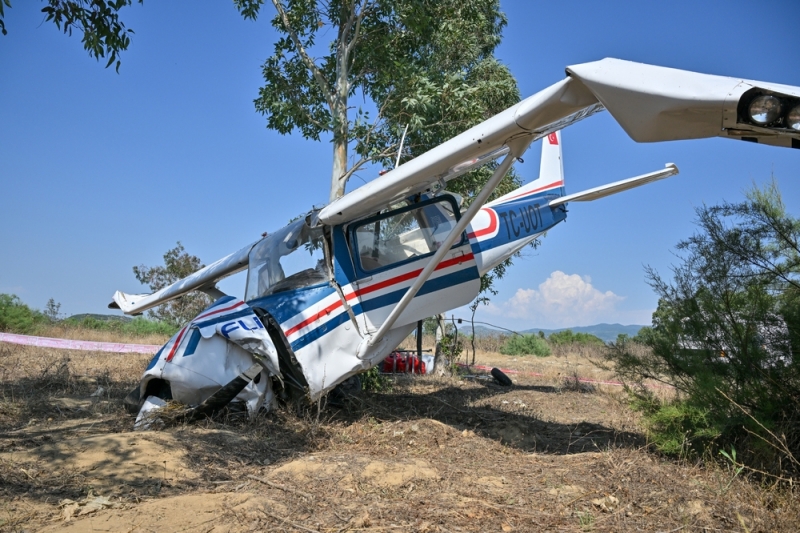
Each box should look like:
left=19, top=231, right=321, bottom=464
left=548, top=163, right=678, bottom=208
left=109, top=242, right=257, bottom=315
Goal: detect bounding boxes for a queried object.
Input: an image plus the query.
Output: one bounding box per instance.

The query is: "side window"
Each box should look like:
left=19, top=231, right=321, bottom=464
left=352, top=197, right=462, bottom=273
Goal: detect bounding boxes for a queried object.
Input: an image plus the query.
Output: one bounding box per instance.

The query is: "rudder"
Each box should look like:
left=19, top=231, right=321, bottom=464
left=488, top=131, right=565, bottom=205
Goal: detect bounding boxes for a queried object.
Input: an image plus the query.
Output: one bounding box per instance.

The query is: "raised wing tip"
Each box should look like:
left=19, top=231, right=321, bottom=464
left=110, top=290, right=152, bottom=315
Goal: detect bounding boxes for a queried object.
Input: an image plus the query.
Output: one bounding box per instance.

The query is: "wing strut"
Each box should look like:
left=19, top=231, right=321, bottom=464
left=358, top=137, right=534, bottom=356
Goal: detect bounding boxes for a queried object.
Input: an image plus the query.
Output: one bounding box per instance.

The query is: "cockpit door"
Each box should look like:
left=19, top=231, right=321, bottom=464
left=338, top=195, right=480, bottom=333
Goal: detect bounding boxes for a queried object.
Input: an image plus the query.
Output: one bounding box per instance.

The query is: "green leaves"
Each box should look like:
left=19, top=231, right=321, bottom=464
left=39, top=1, right=142, bottom=72
left=234, top=0, right=264, bottom=21
left=133, top=242, right=212, bottom=328
left=0, top=1, right=142, bottom=71
left=0, top=293, right=50, bottom=334
left=500, top=334, right=551, bottom=357
left=0, top=0, right=11, bottom=35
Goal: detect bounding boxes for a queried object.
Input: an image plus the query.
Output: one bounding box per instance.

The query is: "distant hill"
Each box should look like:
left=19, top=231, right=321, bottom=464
left=458, top=323, right=646, bottom=343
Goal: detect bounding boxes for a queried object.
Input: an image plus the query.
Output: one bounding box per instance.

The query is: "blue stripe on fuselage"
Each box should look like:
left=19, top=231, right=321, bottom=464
left=192, top=308, right=255, bottom=330
left=472, top=193, right=566, bottom=254
left=247, top=283, right=337, bottom=324
left=145, top=345, right=164, bottom=371
left=183, top=328, right=202, bottom=356
left=207, top=295, right=236, bottom=309
left=289, top=266, right=476, bottom=352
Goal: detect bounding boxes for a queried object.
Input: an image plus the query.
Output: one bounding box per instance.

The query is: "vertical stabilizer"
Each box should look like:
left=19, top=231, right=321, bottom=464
left=488, top=131, right=565, bottom=205
left=539, top=130, right=564, bottom=189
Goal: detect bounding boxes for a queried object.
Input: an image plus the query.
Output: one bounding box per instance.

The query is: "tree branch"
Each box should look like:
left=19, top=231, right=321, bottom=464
left=270, top=0, right=334, bottom=110
left=341, top=143, right=399, bottom=184
left=345, top=0, right=369, bottom=57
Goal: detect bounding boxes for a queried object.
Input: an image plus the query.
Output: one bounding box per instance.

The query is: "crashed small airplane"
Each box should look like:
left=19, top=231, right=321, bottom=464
left=110, top=58, right=800, bottom=424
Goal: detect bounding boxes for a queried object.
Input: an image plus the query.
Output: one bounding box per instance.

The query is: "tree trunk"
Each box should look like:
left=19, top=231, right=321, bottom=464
left=433, top=314, right=448, bottom=376
left=329, top=7, right=351, bottom=203
left=330, top=138, right=347, bottom=202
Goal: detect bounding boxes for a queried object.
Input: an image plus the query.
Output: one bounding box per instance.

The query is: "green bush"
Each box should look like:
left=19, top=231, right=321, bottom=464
left=548, top=329, right=605, bottom=346
left=630, top=393, right=721, bottom=457
left=606, top=181, right=800, bottom=478
left=441, top=331, right=463, bottom=359
left=360, top=366, right=392, bottom=392
left=0, top=294, right=49, bottom=334
left=500, top=334, right=551, bottom=357
left=61, top=315, right=178, bottom=337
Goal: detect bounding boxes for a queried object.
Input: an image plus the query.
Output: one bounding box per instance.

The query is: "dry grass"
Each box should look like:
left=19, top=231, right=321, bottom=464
left=35, top=324, right=171, bottom=346
left=0, top=341, right=798, bottom=532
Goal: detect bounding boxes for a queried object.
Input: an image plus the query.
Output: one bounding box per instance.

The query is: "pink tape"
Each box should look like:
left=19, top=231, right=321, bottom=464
left=0, top=332, right=160, bottom=354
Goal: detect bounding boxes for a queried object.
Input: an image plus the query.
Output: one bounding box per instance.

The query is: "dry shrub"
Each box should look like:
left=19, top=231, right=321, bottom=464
left=474, top=333, right=508, bottom=353
left=550, top=341, right=607, bottom=359
left=561, top=371, right=597, bottom=393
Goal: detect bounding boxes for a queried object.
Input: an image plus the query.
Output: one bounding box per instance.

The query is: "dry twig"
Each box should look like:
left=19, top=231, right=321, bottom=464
left=247, top=473, right=314, bottom=499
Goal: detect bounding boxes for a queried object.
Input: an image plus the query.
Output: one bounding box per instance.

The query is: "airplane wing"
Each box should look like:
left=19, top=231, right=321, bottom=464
left=109, top=242, right=257, bottom=315
left=320, top=58, right=800, bottom=226
left=318, top=76, right=603, bottom=226
left=566, top=58, right=800, bottom=148
left=548, top=163, right=680, bottom=208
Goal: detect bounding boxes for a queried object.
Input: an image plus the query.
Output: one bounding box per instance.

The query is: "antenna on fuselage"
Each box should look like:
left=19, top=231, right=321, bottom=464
left=395, top=124, right=409, bottom=169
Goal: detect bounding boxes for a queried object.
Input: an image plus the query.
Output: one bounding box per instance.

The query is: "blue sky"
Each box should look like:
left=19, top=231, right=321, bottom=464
left=1, top=0, right=798, bottom=331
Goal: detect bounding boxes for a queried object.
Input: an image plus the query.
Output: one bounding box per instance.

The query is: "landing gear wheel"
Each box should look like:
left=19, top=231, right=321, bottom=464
left=123, top=386, right=142, bottom=415
left=491, top=367, right=512, bottom=387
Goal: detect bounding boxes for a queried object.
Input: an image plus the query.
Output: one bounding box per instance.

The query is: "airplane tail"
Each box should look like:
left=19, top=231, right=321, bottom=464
left=471, top=130, right=679, bottom=277
left=488, top=130, right=565, bottom=206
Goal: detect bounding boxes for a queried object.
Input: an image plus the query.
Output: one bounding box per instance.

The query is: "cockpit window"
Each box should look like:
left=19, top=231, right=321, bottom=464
left=351, top=196, right=463, bottom=273
left=245, top=217, right=328, bottom=301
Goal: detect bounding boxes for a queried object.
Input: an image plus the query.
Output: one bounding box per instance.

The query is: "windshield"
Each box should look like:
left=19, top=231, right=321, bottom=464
left=352, top=196, right=462, bottom=272
left=245, top=217, right=328, bottom=301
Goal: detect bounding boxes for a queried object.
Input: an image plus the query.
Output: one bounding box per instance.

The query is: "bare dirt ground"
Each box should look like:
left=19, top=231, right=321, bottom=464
left=1, top=342, right=797, bottom=532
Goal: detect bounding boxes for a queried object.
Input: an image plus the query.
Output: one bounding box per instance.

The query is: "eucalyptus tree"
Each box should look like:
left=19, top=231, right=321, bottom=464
left=235, top=0, right=519, bottom=202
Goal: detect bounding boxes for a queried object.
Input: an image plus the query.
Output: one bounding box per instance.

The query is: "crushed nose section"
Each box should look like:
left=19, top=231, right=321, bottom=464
left=184, top=363, right=265, bottom=421
left=132, top=298, right=280, bottom=427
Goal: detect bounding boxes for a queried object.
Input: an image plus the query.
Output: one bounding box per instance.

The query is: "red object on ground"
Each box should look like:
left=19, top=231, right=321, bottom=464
left=382, top=351, right=426, bottom=374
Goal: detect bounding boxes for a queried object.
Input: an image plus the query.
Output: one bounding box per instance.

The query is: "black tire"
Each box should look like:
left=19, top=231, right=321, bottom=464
left=123, top=386, right=142, bottom=415
left=491, top=367, right=512, bottom=387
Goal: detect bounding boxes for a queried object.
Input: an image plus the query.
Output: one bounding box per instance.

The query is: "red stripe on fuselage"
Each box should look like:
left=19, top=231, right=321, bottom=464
left=498, top=180, right=563, bottom=203
left=283, top=253, right=475, bottom=338
left=467, top=208, right=497, bottom=240
left=194, top=300, right=244, bottom=321
left=165, top=326, right=188, bottom=362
